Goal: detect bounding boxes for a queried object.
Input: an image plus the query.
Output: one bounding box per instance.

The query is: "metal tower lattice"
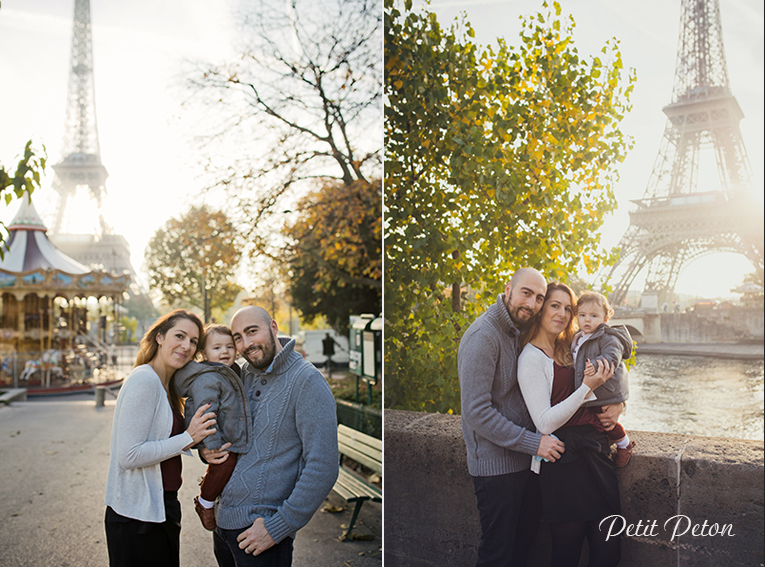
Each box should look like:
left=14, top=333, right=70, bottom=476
left=51, top=0, right=108, bottom=236
left=46, top=0, right=138, bottom=285
left=604, top=0, right=763, bottom=305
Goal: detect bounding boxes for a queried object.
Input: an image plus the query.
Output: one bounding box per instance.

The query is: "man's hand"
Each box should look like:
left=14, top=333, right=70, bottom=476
left=536, top=434, right=565, bottom=462
left=237, top=517, right=275, bottom=556
left=596, top=403, right=625, bottom=431
left=199, top=442, right=232, bottom=465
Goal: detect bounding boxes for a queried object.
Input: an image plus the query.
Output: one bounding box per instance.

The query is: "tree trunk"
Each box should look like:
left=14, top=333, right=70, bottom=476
left=202, top=272, right=210, bottom=323
left=452, top=250, right=461, bottom=312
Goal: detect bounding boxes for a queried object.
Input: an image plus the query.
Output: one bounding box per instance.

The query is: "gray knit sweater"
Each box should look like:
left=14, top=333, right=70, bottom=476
left=215, top=337, right=339, bottom=543
left=458, top=294, right=543, bottom=477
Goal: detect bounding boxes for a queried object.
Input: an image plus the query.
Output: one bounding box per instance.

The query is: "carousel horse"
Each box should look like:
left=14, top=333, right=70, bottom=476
left=19, top=350, right=64, bottom=382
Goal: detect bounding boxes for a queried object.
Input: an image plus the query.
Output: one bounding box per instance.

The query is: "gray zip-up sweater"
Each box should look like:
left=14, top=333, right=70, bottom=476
left=173, top=361, right=251, bottom=453
left=572, top=324, right=632, bottom=407
left=458, top=294, right=543, bottom=477
left=216, top=337, right=338, bottom=544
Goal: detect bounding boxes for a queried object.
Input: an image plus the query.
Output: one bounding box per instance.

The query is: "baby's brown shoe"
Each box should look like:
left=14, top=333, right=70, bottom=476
left=194, top=496, right=216, bottom=531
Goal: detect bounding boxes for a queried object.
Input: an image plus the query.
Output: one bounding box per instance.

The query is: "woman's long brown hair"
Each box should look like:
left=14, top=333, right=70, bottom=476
left=135, top=309, right=204, bottom=414
left=522, top=282, right=578, bottom=367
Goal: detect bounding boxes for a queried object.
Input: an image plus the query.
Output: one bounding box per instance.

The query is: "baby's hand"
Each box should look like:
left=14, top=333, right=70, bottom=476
left=584, top=359, right=596, bottom=377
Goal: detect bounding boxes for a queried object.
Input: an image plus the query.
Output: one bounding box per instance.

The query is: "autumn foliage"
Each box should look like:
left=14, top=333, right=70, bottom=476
left=384, top=0, right=635, bottom=412
left=283, top=179, right=382, bottom=335
left=146, top=205, right=243, bottom=323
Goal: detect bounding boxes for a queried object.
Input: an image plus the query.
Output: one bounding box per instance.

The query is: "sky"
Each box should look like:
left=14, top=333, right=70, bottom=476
left=0, top=0, right=238, bottom=289
left=415, top=0, right=764, bottom=301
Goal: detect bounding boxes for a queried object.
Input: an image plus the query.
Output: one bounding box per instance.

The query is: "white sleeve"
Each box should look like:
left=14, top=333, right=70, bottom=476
left=518, top=347, right=593, bottom=435
left=116, top=373, right=193, bottom=470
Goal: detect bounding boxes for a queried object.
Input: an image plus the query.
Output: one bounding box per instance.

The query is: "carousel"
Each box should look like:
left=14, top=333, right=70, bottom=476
left=0, top=197, right=129, bottom=392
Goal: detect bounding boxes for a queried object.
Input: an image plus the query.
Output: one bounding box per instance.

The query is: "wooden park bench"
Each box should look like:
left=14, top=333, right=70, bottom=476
left=332, top=424, right=382, bottom=540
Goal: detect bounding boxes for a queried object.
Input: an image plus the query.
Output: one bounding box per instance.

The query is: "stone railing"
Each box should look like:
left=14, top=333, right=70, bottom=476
left=384, top=410, right=764, bottom=567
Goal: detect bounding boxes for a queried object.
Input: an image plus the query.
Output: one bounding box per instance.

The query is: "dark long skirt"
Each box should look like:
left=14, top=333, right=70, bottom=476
left=540, top=425, right=621, bottom=524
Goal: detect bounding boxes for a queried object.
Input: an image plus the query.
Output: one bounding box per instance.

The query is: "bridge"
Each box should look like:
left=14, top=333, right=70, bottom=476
left=609, top=305, right=763, bottom=344
left=610, top=311, right=659, bottom=343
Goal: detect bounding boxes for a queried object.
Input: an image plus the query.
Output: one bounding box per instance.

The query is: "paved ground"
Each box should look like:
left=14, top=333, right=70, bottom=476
left=0, top=396, right=381, bottom=567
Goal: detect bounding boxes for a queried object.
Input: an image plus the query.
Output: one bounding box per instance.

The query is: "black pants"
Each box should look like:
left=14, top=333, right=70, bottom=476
left=472, top=469, right=542, bottom=567
left=213, top=526, right=293, bottom=567
left=104, top=491, right=181, bottom=567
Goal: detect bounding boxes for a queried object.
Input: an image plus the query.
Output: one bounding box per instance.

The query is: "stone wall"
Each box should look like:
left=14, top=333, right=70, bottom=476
left=384, top=410, right=764, bottom=567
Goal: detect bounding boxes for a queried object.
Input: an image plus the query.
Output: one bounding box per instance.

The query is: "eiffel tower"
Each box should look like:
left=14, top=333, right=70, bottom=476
left=604, top=0, right=763, bottom=306
left=49, top=0, right=136, bottom=281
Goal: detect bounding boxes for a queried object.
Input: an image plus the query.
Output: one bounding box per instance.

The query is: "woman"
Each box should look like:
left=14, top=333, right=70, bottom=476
left=104, top=309, right=217, bottom=567
left=517, top=282, right=621, bottom=567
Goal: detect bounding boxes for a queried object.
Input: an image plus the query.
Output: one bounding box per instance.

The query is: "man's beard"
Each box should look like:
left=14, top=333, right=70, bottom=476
left=505, top=293, right=536, bottom=329
left=243, top=332, right=278, bottom=370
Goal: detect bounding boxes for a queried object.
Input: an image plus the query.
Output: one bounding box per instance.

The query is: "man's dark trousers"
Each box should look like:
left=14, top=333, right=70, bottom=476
left=213, top=527, right=293, bottom=567
left=472, top=469, right=541, bottom=567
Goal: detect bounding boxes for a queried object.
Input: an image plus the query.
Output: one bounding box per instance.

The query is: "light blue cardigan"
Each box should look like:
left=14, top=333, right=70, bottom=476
left=104, top=365, right=193, bottom=523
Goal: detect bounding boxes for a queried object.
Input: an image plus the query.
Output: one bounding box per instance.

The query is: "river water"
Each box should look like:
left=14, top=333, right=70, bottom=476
left=618, top=354, right=764, bottom=441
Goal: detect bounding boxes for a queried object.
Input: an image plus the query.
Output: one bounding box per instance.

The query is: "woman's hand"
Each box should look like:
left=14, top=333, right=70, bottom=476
left=184, top=403, right=217, bottom=449
left=583, top=358, right=614, bottom=392
left=200, top=442, right=232, bottom=465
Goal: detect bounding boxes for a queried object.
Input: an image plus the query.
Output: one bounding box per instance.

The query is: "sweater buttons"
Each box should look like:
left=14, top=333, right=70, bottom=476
left=255, top=390, right=261, bottom=397
left=261, top=379, right=267, bottom=385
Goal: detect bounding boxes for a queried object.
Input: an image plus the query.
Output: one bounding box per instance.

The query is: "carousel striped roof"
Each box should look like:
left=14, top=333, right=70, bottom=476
left=0, top=197, right=90, bottom=275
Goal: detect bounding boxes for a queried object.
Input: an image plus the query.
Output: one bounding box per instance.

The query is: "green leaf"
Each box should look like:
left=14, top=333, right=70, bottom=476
left=385, top=0, right=633, bottom=413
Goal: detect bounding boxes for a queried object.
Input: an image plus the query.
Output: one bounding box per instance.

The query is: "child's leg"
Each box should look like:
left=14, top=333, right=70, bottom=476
left=600, top=406, right=630, bottom=449
left=603, top=414, right=636, bottom=468
left=200, top=453, right=238, bottom=504
left=607, top=422, right=626, bottom=443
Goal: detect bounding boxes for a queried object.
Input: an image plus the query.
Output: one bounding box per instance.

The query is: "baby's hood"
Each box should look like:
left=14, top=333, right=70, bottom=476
left=172, top=360, right=208, bottom=396
left=604, top=325, right=634, bottom=359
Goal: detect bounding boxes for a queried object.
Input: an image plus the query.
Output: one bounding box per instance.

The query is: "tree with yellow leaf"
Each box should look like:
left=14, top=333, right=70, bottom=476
left=146, top=205, right=243, bottom=323
left=283, top=179, right=381, bottom=335
left=385, top=0, right=635, bottom=412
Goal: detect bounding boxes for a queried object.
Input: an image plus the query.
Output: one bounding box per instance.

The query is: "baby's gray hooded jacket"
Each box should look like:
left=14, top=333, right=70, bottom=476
left=572, top=324, right=632, bottom=407
left=173, top=360, right=251, bottom=453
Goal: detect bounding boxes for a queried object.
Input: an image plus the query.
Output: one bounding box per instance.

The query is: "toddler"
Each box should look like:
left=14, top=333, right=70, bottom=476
left=572, top=291, right=636, bottom=467
left=173, top=324, right=251, bottom=530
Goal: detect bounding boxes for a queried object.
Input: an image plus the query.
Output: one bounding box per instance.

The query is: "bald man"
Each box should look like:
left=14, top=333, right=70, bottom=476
left=458, top=268, right=565, bottom=567
left=201, top=306, right=338, bottom=566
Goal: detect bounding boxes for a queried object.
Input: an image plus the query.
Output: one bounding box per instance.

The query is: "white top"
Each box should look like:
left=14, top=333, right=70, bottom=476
left=104, top=365, right=194, bottom=523
left=517, top=343, right=596, bottom=473
left=571, top=331, right=592, bottom=364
